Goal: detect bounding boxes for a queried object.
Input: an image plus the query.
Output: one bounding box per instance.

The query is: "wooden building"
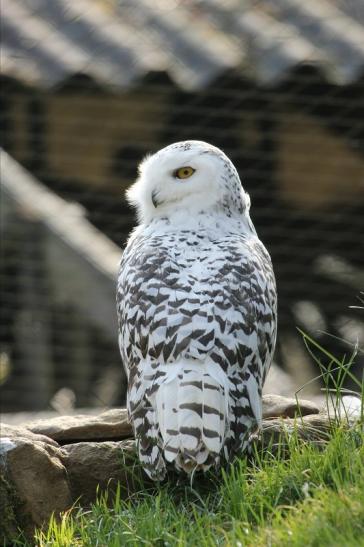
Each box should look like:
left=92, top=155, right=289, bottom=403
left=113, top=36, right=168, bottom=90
left=1, top=0, right=364, bottom=409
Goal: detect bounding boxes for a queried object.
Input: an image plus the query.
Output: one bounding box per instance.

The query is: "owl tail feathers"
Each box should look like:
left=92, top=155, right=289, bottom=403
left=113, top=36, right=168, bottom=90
left=154, top=362, right=229, bottom=475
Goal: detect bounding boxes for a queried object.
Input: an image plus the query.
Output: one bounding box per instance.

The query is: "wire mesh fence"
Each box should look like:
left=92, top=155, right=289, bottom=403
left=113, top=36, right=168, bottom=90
left=1, top=0, right=364, bottom=413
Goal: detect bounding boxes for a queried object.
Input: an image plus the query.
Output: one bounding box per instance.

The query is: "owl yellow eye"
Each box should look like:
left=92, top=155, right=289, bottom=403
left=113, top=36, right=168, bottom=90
left=173, top=166, right=195, bottom=179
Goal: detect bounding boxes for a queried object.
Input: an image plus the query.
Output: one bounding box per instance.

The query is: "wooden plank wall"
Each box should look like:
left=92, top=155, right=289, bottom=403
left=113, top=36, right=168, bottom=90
left=1, top=150, right=123, bottom=409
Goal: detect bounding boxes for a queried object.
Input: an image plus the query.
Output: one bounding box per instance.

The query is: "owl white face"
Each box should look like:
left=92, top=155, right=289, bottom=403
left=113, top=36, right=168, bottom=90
left=126, top=140, right=249, bottom=224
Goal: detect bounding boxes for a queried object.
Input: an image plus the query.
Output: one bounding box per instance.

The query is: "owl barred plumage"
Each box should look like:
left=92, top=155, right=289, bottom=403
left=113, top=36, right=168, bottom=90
left=116, top=141, right=277, bottom=480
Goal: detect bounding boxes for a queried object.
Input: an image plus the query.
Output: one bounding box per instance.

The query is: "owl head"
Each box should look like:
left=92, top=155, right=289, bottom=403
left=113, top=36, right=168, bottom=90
left=126, top=140, right=251, bottom=224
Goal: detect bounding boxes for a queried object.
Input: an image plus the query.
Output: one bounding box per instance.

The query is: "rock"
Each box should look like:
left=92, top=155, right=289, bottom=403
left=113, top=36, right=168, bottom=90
left=0, top=437, right=72, bottom=545
left=24, top=408, right=131, bottom=443
left=262, top=394, right=320, bottom=419
left=1, top=408, right=101, bottom=426
left=62, top=439, right=141, bottom=505
left=259, top=414, right=332, bottom=451
left=324, top=395, right=363, bottom=423
left=0, top=423, right=59, bottom=447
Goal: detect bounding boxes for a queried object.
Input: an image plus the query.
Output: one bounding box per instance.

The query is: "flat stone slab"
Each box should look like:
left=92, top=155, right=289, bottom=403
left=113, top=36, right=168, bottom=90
left=22, top=408, right=131, bottom=443
left=262, top=394, right=320, bottom=419
left=0, top=424, right=59, bottom=446
left=15, top=395, right=319, bottom=445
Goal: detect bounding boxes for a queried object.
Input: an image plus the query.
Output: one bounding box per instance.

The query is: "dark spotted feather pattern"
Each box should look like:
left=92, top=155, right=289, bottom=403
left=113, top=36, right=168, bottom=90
left=116, top=141, right=277, bottom=480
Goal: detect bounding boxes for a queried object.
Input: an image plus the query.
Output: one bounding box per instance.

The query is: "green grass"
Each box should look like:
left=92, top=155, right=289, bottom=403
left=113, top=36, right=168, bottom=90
left=29, top=423, right=363, bottom=547
left=17, top=333, right=364, bottom=546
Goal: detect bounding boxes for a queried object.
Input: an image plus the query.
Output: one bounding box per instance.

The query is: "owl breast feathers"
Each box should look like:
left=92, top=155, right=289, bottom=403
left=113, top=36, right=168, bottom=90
left=117, top=140, right=277, bottom=480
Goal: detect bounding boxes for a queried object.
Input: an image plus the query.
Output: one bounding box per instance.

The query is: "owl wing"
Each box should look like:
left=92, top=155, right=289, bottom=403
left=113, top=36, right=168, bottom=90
left=117, top=231, right=276, bottom=392
left=212, top=236, right=277, bottom=447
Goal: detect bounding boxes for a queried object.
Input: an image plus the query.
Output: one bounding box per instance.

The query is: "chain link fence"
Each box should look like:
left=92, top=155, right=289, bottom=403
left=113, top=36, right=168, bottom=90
left=1, top=0, right=363, bottom=413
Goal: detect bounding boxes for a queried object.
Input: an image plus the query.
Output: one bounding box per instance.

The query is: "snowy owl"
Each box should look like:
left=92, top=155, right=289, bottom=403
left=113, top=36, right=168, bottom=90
left=117, top=140, right=277, bottom=480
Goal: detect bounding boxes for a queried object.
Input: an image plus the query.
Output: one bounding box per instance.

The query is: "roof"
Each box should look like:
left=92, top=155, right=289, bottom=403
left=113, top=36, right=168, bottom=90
left=2, top=0, right=364, bottom=91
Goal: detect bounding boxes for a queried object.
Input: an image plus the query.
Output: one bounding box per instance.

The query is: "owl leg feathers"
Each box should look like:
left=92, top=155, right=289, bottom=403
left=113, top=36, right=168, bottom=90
left=127, top=370, right=167, bottom=481
left=227, top=371, right=262, bottom=457
left=132, top=399, right=167, bottom=481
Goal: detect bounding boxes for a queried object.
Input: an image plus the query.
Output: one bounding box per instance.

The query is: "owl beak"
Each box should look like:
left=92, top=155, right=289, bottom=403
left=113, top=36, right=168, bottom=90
left=151, top=190, right=162, bottom=208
